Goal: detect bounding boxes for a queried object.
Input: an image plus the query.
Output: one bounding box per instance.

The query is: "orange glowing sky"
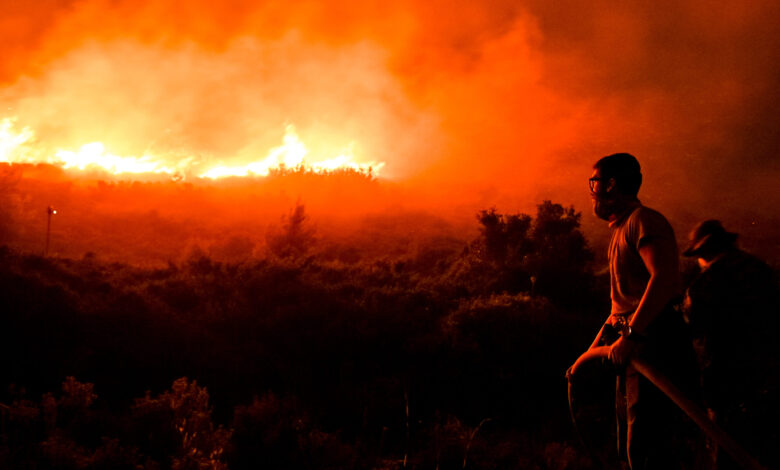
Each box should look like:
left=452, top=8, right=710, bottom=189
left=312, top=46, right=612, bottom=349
left=1, top=0, right=779, bottom=261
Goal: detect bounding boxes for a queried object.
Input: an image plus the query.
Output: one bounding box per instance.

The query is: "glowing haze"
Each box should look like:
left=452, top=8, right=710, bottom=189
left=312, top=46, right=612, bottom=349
left=0, top=32, right=411, bottom=179
left=1, top=0, right=779, bottom=261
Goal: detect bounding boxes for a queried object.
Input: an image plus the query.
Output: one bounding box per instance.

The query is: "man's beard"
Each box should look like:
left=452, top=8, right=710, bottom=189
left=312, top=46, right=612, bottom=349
left=592, top=195, right=615, bottom=221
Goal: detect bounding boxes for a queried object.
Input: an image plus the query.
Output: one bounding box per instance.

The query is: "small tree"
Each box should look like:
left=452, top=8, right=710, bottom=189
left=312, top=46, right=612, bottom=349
left=475, top=208, right=533, bottom=267
left=525, top=201, right=593, bottom=304
left=132, top=378, right=231, bottom=470
left=266, top=202, right=316, bottom=258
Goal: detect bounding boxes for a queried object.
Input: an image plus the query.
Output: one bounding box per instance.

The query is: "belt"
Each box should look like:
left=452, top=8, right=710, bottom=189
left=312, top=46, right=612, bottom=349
left=609, top=312, right=634, bottom=332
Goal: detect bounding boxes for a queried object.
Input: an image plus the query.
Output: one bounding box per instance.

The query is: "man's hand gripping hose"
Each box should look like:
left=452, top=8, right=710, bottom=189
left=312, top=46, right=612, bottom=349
left=566, top=347, right=767, bottom=470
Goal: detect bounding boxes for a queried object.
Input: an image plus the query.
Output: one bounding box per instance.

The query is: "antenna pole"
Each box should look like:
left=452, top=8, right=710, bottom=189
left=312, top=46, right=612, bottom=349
left=45, top=206, right=55, bottom=256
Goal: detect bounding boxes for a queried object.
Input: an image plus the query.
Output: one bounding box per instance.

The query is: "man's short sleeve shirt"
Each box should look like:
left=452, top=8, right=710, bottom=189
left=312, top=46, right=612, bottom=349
left=608, top=204, right=679, bottom=315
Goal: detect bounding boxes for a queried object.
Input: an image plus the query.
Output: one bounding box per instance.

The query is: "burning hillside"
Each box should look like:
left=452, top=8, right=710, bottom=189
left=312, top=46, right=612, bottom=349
left=1, top=117, right=384, bottom=181
left=1, top=1, right=778, bottom=263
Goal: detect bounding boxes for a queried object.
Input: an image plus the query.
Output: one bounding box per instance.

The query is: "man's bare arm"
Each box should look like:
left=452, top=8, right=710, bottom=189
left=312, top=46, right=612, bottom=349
left=609, top=238, right=678, bottom=365
left=588, top=323, right=607, bottom=350
left=629, top=238, right=679, bottom=334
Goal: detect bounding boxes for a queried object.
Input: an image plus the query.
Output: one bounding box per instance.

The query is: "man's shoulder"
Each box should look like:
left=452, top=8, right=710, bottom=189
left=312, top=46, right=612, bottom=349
left=630, top=205, right=670, bottom=222
left=624, top=205, right=673, bottom=231
left=618, top=204, right=677, bottom=252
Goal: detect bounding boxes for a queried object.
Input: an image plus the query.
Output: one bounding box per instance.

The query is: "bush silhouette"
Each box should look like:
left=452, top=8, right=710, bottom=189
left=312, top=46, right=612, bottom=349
left=267, top=202, right=316, bottom=258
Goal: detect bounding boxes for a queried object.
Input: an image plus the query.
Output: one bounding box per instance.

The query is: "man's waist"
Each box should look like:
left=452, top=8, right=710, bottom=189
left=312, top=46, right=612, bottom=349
left=607, top=299, right=684, bottom=338
left=608, top=311, right=634, bottom=328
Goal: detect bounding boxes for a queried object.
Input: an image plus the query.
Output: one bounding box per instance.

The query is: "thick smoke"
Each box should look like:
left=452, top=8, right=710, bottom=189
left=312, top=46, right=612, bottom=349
left=1, top=34, right=438, bottom=179
left=2, top=0, right=778, bottom=257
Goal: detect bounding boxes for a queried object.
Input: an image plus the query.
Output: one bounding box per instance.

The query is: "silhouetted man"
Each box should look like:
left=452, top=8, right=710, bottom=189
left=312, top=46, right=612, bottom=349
left=682, top=220, right=779, bottom=470
left=578, top=153, right=695, bottom=469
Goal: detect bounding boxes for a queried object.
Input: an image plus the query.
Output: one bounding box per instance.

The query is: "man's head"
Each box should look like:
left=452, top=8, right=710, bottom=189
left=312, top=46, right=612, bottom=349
left=590, top=153, right=642, bottom=220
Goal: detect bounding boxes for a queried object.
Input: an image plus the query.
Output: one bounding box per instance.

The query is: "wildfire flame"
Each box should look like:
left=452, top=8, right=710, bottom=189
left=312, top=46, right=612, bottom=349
left=1, top=117, right=385, bottom=180
left=55, top=143, right=180, bottom=175
left=200, top=125, right=384, bottom=179
left=0, top=117, right=35, bottom=163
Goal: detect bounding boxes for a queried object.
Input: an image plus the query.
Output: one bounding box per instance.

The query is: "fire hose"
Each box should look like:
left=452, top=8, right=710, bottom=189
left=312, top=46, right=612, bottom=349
left=567, top=346, right=767, bottom=470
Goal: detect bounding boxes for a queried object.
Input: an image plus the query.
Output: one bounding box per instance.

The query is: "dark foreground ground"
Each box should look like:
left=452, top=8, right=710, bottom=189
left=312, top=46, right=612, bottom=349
left=1, top=201, right=731, bottom=469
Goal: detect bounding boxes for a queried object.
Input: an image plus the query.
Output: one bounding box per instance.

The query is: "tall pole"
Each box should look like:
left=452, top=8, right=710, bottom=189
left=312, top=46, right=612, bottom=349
left=45, top=206, right=56, bottom=256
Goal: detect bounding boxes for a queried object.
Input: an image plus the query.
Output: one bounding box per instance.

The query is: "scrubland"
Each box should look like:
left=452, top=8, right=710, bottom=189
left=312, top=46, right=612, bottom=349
left=0, top=200, right=621, bottom=469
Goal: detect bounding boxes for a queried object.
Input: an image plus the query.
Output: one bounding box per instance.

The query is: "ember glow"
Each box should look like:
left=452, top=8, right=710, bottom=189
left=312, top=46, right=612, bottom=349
left=199, top=125, right=384, bottom=179
left=0, top=116, right=186, bottom=177
left=55, top=143, right=179, bottom=175
left=0, top=117, right=384, bottom=180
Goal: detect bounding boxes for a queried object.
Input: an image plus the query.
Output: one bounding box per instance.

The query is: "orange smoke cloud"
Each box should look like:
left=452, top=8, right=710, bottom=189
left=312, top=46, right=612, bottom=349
left=1, top=0, right=779, bottom=253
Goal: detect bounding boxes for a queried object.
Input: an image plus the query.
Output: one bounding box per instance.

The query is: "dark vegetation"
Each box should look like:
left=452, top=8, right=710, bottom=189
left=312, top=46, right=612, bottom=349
left=0, top=201, right=612, bottom=469
left=0, top=163, right=391, bottom=265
